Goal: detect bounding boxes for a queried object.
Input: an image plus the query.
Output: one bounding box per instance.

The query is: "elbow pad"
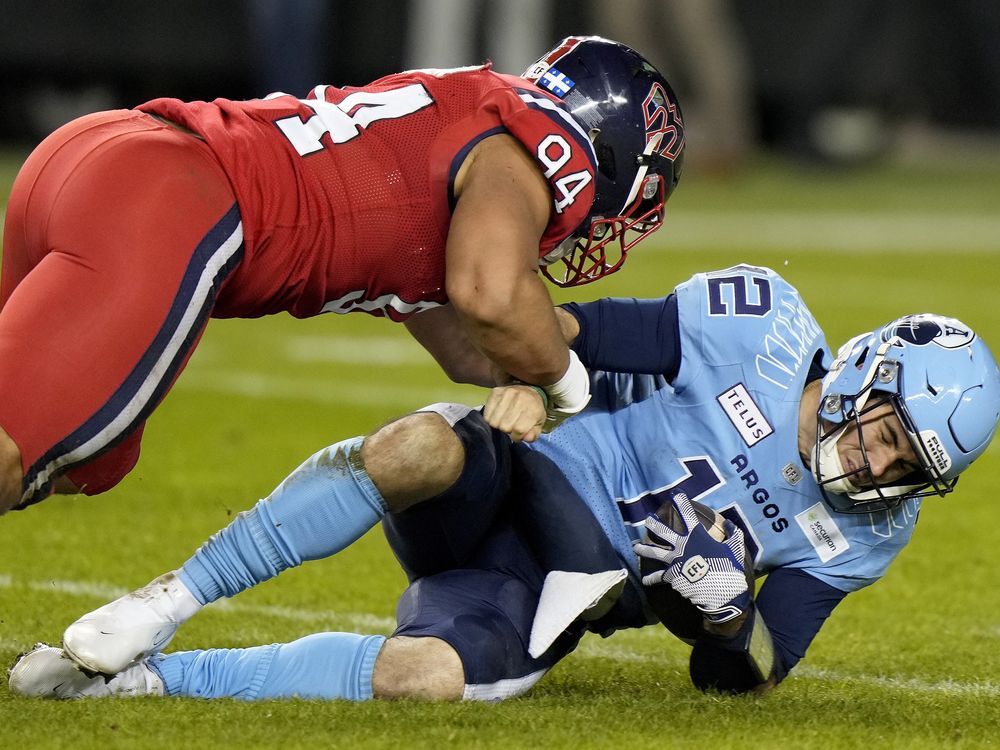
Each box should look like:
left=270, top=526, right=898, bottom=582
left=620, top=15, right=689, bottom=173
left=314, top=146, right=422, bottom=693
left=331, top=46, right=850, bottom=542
left=689, top=603, right=780, bottom=694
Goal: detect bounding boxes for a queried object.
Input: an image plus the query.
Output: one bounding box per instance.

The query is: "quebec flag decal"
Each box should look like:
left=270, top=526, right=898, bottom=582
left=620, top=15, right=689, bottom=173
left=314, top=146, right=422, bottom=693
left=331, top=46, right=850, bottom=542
left=537, top=67, right=575, bottom=97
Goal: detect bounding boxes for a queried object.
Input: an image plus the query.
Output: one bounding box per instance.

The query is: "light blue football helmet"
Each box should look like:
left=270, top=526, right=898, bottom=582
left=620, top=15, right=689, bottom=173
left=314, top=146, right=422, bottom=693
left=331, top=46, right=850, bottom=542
left=812, top=314, right=1000, bottom=513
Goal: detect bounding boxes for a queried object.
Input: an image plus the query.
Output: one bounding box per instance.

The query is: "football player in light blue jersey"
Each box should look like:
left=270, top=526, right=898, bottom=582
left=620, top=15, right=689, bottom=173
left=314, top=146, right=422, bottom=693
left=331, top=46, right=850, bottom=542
left=533, top=264, right=923, bottom=594
left=11, top=265, right=1000, bottom=700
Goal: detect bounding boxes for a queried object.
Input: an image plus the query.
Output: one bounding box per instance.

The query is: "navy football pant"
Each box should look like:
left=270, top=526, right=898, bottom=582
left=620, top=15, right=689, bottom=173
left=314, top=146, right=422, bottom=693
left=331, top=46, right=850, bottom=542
left=386, top=406, right=587, bottom=699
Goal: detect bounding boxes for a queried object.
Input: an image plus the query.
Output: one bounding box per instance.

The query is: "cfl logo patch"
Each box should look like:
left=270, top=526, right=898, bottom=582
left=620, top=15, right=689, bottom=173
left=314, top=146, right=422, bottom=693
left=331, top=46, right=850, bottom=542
left=681, top=555, right=709, bottom=583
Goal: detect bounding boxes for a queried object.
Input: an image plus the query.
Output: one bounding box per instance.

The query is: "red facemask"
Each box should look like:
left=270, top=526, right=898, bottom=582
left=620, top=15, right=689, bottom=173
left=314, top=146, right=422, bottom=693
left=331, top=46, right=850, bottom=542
left=542, top=174, right=666, bottom=287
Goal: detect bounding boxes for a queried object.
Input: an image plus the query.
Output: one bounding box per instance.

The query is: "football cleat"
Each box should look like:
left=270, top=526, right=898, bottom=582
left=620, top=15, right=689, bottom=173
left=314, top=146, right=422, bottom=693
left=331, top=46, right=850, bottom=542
left=8, top=644, right=163, bottom=699
left=62, top=571, right=202, bottom=674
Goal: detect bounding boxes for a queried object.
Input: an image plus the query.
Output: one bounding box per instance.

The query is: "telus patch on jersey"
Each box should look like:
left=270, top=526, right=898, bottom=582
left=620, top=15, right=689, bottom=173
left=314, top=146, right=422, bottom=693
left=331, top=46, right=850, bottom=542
left=717, top=383, right=773, bottom=446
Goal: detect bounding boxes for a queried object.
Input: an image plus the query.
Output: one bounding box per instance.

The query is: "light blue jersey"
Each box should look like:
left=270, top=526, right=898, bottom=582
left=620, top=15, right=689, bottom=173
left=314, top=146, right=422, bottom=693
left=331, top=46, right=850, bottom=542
left=531, top=265, right=919, bottom=593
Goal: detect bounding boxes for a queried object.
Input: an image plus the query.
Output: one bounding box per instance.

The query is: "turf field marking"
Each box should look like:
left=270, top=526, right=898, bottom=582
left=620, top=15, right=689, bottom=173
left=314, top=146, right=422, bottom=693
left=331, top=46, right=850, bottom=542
left=3, top=572, right=996, bottom=698
left=173, top=369, right=477, bottom=408
left=661, top=211, right=1000, bottom=252
left=284, top=335, right=429, bottom=365
left=0, top=574, right=397, bottom=633
left=792, top=666, right=1000, bottom=697
left=574, top=639, right=1000, bottom=698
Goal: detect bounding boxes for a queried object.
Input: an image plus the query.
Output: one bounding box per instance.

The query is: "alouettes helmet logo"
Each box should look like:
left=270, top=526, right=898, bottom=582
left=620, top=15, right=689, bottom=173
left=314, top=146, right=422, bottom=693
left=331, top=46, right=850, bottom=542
left=642, top=82, right=684, bottom=161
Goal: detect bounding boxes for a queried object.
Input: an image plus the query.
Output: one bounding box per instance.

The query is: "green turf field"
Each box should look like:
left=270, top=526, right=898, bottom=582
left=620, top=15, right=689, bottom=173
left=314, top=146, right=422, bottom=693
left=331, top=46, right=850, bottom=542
left=1, top=149, right=998, bottom=749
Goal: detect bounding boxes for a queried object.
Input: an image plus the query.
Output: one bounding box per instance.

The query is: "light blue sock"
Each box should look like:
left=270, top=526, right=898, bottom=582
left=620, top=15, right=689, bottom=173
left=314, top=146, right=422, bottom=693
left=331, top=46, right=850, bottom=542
left=149, top=632, right=385, bottom=700
left=178, top=437, right=386, bottom=603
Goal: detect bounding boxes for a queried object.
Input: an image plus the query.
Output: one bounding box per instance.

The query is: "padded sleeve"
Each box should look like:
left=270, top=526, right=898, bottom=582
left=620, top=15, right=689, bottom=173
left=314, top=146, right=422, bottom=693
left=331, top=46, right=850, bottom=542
left=689, top=567, right=847, bottom=693
left=561, top=295, right=681, bottom=379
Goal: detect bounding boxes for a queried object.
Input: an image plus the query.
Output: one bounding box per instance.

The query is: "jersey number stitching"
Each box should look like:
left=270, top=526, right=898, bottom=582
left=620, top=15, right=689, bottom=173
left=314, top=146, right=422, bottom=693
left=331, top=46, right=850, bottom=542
left=275, top=83, right=435, bottom=156
left=616, top=456, right=725, bottom=526
left=536, top=133, right=592, bottom=214
left=707, top=275, right=773, bottom=317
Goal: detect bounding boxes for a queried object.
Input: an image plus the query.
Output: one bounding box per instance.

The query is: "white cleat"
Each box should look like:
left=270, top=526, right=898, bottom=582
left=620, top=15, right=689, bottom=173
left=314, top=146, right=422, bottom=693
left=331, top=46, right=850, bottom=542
left=62, top=571, right=202, bottom=674
left=8, top=644, right=163, bottom=699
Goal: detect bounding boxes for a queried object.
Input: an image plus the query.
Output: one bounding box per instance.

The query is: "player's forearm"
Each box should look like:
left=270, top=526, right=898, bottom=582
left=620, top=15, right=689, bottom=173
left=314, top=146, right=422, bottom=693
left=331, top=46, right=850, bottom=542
left=450, top=271, right=570, bottom=387
left=689, top=602, right=784, bottom=694
left=404, top=306, right=496, bottom=386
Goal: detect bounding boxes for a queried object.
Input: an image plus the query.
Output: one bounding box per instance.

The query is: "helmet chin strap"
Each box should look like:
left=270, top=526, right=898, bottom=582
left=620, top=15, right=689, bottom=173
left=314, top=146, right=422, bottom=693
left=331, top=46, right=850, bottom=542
left=813, top=399, right=922, bottom=503
left=620, top=135, right=660, bottom=209
left=812, top=428, right=863, bottom=495
left=812, top=337, right=901, bottom=500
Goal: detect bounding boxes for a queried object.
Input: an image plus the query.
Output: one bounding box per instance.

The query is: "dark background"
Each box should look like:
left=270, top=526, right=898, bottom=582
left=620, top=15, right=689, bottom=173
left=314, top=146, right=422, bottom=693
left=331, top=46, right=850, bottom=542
left=1, top=0, right=998, bottom=164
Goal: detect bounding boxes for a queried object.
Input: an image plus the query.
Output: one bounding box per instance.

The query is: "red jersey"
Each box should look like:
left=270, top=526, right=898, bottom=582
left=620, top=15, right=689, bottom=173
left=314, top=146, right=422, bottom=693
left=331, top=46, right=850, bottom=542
left=139, top=65, right=597, bottom=321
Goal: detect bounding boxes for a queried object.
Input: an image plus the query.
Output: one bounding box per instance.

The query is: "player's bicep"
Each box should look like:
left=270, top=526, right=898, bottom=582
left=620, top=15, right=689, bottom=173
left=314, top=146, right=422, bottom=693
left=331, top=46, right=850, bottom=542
left=447, top=134, right=552, bottom=291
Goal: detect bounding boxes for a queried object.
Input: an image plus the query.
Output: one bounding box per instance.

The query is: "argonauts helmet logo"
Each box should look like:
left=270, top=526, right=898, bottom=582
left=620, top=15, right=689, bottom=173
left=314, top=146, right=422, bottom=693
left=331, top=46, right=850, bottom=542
left=883, top=314, right=975, bottom=350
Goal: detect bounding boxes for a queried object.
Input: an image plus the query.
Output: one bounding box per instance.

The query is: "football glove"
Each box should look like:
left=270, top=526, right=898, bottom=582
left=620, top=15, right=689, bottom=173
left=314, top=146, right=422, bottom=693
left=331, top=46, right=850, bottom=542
left=633, top=492, right=751, bottom=624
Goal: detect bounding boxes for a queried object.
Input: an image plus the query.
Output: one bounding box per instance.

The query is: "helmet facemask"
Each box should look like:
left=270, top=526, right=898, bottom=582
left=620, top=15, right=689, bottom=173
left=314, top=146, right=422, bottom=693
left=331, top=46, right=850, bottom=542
left=541, top=172, right=665, bottom=287
left=813, top=343, right=958, bottom=514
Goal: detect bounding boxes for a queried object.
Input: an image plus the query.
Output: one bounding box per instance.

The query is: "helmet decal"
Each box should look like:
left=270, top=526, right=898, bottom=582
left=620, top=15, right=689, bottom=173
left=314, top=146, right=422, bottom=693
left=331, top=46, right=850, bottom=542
left=919, top=429, right=952, bottom=475
left=883, top=314, right=975, bottom=349
left=524, top=37, right=586, bottom=77
left=642, top=82, right=684, bottom=161
left=534, top=67, right=576, bottom=97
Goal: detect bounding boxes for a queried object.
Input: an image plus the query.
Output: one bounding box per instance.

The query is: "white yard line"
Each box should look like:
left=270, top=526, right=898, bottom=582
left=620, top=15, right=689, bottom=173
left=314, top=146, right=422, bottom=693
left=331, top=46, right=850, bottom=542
left=173, top=369, right=478, bottom=408
left=283, top=335, right=430, bottom=365
left=1, top=575, right=396, bottom=633
left=2, top=572, right=996, bottom=698
left=660, top=211, right=1000, bottom=252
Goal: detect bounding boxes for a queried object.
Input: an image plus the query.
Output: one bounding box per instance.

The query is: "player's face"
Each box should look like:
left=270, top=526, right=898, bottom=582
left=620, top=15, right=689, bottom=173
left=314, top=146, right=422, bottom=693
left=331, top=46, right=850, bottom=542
left=835, top=400, right=921, bottom=490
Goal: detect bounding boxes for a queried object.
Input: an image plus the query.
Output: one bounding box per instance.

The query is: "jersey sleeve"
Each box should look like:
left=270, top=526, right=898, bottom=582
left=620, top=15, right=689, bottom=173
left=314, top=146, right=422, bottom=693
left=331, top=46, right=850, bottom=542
left=755, top=567, right=847, bottom=676
left=490, top=76, right=598, bottom=252
left=689, top=567, right=846, bottom=691
left=561, top=295, right=681, bottom=378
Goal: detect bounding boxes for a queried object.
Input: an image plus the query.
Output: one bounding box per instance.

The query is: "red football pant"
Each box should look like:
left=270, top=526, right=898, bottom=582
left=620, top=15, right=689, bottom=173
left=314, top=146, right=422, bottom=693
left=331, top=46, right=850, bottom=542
left=0, top=110, right=243, bottom=507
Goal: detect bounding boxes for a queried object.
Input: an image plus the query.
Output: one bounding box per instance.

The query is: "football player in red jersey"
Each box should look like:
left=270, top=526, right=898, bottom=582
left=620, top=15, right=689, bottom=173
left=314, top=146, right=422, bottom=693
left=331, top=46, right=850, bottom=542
left=0, top=36, right=684, bottom=514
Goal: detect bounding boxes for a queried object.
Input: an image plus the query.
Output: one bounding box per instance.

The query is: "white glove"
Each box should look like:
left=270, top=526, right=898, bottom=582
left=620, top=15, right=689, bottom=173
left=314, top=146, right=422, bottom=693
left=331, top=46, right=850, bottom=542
left=633, top=493, right=751, bottom=623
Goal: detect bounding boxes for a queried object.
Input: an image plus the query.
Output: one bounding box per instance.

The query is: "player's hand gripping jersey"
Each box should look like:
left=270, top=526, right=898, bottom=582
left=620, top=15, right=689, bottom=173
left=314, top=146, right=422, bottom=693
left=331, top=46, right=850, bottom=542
left=140, top=66, right=597, bottom=321
left=532, top=266, right=920, bottom=595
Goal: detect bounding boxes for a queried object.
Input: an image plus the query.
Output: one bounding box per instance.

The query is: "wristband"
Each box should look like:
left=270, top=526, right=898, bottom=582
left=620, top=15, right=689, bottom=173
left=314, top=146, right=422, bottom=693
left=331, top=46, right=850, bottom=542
left=702, top=602, right=776, bottom=683
left=511, top=381, right=549, bottom=410
left=543, top=349, right=590, bottom=414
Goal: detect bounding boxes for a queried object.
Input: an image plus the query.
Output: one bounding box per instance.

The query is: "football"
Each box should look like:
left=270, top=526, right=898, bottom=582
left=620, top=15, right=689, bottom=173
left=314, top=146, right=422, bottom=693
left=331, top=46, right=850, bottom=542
left=639, top=498, right=754, bottom=643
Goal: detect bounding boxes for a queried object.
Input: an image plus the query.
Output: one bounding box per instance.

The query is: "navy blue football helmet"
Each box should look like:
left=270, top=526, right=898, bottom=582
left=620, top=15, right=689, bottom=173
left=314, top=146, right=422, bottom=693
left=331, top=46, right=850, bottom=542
left=522, top=36, right=685, bottom=287
left=813, top=314, right=1000, bottom=514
